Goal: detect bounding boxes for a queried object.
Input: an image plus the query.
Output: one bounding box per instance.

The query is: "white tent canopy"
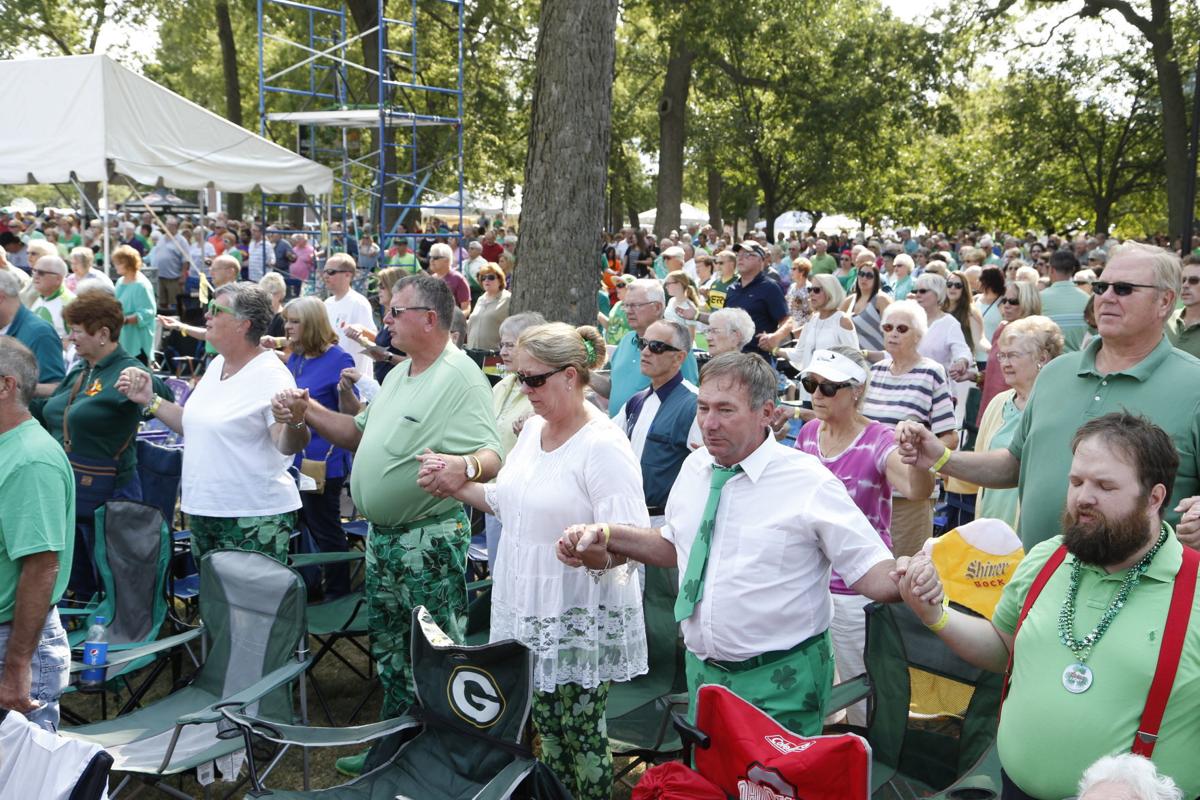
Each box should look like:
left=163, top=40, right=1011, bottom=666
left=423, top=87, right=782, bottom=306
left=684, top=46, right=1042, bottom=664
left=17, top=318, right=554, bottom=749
left=637, top=202, right=709, bottom=230
left=0, top=54, right=332, bottom=195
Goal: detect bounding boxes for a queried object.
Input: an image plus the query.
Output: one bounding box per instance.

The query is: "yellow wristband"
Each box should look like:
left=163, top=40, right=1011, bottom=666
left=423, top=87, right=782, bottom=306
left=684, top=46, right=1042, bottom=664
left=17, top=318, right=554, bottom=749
left=926, top=597, right=951, bottom=632
left=144, top=395, right=163, bottom=417
left=601, top=524, right=612, bottom=548
left=793, top=406, right=802, bottom=420
left=930, top=447, right=952, bottom=473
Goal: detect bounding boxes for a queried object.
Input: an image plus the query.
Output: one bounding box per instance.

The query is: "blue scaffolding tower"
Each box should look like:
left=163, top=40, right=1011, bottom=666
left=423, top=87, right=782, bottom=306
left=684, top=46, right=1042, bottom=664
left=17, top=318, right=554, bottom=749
left=256, top=0, right=465, bottom=256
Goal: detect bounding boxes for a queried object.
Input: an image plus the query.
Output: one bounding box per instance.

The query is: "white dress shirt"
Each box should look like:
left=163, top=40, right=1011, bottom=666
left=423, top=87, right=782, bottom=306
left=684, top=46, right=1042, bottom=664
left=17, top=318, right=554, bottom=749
left=661, top=436, right=892, bottom=661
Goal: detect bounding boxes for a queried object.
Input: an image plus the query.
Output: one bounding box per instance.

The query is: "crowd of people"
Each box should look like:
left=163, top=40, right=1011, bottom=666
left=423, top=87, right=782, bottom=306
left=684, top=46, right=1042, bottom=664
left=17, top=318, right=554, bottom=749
left=2, top=202, right=1200, bottom=800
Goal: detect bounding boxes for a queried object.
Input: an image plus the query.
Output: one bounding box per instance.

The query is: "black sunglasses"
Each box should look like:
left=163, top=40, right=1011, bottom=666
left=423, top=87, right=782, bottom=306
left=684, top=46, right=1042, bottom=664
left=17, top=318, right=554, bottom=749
left=801, top=377, right=854, bottom=397
left=858, top=271, right=876, bottom=278
left=947, top=281, right=965, bottom=289
left=389, top=305, right=432, bottom=316
left=1184, top=276, right=1200, bottom=286
left=1000, top=298, right=1021, bottom=306
left=516, top=365, right=567, bottom=388
left=480, top=274, right=500, bottom=281
left=1093, top=281, right=1158, bottom=297
left=635, top=336, right=682, bottom=354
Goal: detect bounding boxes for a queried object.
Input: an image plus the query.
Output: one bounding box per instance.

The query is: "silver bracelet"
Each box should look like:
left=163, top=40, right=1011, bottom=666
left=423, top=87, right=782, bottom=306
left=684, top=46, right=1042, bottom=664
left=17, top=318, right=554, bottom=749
left=586, top=554, right=614, bottom=583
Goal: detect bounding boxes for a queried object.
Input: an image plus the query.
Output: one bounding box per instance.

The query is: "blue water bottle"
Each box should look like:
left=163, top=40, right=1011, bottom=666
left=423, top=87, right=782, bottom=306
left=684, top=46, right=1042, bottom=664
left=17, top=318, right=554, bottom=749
left=80, top=616, right=109, bottom=689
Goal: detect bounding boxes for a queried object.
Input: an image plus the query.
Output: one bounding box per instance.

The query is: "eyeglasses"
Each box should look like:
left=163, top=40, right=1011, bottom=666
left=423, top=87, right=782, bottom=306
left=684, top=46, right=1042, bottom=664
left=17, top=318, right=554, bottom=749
left=480, top=274, right=500, bottom=281
left=636, top=337, right=682, bottom=355
left=801, top=377, right=854, bottom=397
left=809, top=287, right=824, bottom=294
left=324, top=268, right=350, bottom=276
left=1000, top=298, right=1021, bottom=306
left=1185, top=276, right=1200, bottom=286
left=947, top=282, right=965, bottom=289
left=207, top=300, right=235, bottom=316
left=389, top=305, right=432, bottom=316
left=515, top=365, right=567, bottom=388
left=913, top=288, right=932, bottom=294
left=623, top=300, right=660, bottom=310
left=881, top=323, right=911, bottom=334
left=1093, top=281, right=1158, bottom=297
left=995, top=350, right=1029, bottom=363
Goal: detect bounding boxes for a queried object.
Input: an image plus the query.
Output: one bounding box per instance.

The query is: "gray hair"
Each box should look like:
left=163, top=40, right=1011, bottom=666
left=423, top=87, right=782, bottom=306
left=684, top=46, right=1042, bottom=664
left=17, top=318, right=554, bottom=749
left=499, top=311, right=546, bottom=340
left=215, top=281, right=275, bottom=344
left=700, top=352, right=777, bottom=410
left=75, top=278, right=115, bottom=297
left=708, top=307, right=756, bottom=348
left=1107, top=241, right=1182, bottom=297
left=1077, top=754, right=1181, bottom=800
left=649, top=319, right=693, bottom=352
left=468, top=240, right=483, bottom=253
left=429, top=242, right=454, bottom=262
left=0, top=269, right=21, bottom=298
left=70, top=246, right=94, bottom=271
left=258, top=271, right=287, bottom=299
left=0, top=336, right=38, bottom=408
left=627, top=278, right=665, bottom=306
left=394, top=273, right=454, bottom=331
left=915, top=271, right=948, bottom=304
left=882, top=299, right=929, bottom=339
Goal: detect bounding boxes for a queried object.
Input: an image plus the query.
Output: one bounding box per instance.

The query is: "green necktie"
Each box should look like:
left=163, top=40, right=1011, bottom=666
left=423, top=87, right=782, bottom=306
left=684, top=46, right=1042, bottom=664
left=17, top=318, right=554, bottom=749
left=674, top=464, right=742, bottom=622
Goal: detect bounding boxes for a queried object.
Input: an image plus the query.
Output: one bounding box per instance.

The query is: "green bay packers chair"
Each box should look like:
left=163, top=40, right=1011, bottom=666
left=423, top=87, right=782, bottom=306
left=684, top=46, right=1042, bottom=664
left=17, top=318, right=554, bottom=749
left=221, top=605, right=572, bottom=799
left=61, top=549, right=311, bottom=799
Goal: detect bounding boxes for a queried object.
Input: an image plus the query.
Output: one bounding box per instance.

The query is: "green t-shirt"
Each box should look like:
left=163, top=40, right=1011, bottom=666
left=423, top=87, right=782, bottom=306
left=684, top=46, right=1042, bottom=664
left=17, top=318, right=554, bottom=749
left=706, top=276, right=739, bottom=310
left=1008, top=337, right=1200, bottom=549
left=1038, top=281, right=1091, bottom=353
left=387, top=251, right=421, bottom=275
left=992, top=531, right=1200, bottom=799
left=0, top=418, right=75, bottom=623
left=351, top=342, right=501, bottom=528
left=810, top=253, right=837, bottom=275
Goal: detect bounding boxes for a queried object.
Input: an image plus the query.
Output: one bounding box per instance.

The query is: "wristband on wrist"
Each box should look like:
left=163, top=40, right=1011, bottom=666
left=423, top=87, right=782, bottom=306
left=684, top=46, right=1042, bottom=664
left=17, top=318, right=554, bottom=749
left=601, top=523, right=612, bottom=548
left=926, top=597, right=951, bottom=632
left=930, top=447, right=952, bottom=473
left=144, top=395, right=163, bottom=417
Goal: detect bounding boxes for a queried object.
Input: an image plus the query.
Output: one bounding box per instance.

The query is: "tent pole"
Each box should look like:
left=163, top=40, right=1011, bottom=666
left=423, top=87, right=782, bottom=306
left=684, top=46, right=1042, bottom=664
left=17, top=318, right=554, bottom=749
left=103, top=180, right=111, bottom=277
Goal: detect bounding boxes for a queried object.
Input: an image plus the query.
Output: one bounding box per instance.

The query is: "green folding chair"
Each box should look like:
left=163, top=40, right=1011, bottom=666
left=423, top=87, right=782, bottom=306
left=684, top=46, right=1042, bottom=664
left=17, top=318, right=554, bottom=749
left=607, top=565, right=688, bottom=781
left=834, top=602, right=1003, bottom=800
left=59, top=500, right=185, bottom=722
left=60, top=549, right=312, bottom=800
left=221, top=605, right=572, bottom=799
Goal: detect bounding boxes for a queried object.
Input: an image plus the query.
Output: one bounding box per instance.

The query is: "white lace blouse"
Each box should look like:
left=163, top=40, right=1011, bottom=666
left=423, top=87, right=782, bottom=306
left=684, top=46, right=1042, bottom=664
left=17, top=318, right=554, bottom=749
left=484, top=411, right=650, bottom=692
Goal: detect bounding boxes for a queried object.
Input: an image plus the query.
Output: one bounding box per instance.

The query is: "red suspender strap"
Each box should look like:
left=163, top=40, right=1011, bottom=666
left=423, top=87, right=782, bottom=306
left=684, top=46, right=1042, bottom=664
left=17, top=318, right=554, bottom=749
left=1131, top=545, right=1200, bottom=758
left=1002, top=545, right=1068, bottom=706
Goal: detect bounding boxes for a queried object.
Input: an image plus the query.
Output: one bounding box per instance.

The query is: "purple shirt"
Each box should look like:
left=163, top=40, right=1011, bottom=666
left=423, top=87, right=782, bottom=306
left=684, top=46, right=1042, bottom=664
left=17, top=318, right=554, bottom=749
left=442, top=270, right=470, bottom=307
left=286, top=345, right=356, bottom=479
left=794, top=420, right=897, bottom=594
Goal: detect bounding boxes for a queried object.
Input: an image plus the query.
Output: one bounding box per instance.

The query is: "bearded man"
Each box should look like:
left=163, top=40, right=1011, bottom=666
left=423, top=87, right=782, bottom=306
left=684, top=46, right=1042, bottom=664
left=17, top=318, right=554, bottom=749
left=896, top=412, right=1200, bottom=800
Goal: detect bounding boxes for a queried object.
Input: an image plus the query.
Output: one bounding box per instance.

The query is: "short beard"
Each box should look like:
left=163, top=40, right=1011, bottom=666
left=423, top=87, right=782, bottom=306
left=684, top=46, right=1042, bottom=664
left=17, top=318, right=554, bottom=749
left=1061, top=498, right=1156, bottom=568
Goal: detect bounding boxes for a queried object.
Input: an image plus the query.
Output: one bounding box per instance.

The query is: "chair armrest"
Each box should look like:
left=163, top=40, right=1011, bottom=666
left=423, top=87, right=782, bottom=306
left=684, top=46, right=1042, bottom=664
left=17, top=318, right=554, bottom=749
left=289, top=551, right=365, bottom=569
left=58, top=607, right=95, bottom=617
left=70, top=627, right=204, bottom=673
left=827, top=672, right=871, bottom=714
left=219, top=708, right=420, bottom=748
left=178, top=657, right=311, bottom=725
left=474, top=758, right=537, bottom=800
left=466, top=578, right=493, bottom=592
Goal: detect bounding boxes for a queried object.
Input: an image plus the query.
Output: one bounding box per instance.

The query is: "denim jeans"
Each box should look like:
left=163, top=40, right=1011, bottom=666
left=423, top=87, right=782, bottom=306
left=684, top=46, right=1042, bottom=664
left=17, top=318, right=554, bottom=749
left=0, top=610, right=70, bottom=731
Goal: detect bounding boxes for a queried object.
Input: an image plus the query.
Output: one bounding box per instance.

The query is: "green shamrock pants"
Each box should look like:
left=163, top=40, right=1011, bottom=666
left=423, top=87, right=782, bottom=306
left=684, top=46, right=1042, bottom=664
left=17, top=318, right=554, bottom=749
left=684, top=630, right=833, bottom=736
left=532, top=681, right=612, bottom=800
left=366, top=511, right=469, bottom=718
left=189, top=512, right=296, bottom=566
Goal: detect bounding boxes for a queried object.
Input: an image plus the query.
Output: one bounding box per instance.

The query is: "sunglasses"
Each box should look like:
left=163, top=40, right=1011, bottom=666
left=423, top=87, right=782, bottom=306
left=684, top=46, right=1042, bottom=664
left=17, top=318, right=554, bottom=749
left=809, top=286, right=824, bottom=294
left=515, top=365, right=567, bottom=388
left=947, top=282, right=965, bottom=289
left=207, top=300, right=235, bottom=316
left=1000, top=298, right=1021, bottom=306
left=1185, top=276, right=1200, bottom=286
left=1093, top=281, right=1157, bottom=297
left=913, top=288, right=932, bottom=294
left=858, top=271, right=876, bottom=278
left=636, top=337, right=682, bottom=355
left=881, top=323, right=911, bottom=334
left=480, top=274, right=500, bottom=281
left=389, top=305, right=432, bottom=316
left=801, top=377, right=854, bottom=397
left=324, top=268, right=351, bottom=276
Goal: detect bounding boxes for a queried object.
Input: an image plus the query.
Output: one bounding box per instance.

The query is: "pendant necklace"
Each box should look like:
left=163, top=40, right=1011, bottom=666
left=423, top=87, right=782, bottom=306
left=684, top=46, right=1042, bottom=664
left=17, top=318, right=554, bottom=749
left=1057, top=523, right=1168, bottom=694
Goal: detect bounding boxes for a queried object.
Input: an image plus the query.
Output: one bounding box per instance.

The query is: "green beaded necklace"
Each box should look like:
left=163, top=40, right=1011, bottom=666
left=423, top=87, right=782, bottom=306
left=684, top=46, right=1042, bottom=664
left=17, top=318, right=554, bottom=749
left=1058, top=523, right=1169, bottom=665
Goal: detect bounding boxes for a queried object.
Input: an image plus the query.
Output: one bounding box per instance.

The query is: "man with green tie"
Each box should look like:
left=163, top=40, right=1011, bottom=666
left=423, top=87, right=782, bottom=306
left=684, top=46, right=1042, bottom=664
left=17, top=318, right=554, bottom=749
left=558, top=352, right=927, bottom=733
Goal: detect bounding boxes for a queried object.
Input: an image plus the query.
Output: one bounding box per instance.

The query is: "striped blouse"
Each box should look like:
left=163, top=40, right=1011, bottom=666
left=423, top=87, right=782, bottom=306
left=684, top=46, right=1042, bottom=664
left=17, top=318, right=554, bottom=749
left=862, top=356, right=957, bottom=436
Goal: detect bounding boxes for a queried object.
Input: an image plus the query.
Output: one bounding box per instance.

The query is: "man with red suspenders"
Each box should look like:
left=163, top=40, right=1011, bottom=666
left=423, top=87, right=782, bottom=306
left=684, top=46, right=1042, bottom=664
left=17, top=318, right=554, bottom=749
left=897, top=412, right=1200, bottom=800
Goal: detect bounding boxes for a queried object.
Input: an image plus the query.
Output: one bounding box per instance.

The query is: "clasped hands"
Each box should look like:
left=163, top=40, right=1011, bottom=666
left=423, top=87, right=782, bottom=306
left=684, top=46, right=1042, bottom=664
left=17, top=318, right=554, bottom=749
left=415, top=449, right=469, bottom=499
left=271, top=388, right=310, bottom=426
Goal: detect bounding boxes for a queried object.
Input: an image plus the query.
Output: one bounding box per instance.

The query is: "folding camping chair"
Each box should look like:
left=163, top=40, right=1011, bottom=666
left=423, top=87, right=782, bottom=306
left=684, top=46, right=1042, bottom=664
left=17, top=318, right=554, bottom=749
left=220, top=605, right=572, bottom=799
left=60, top=549, right=312, bottom=799
left=636, top=684, right=872, bottom=800
left=59, top=500, right=182, bottom=722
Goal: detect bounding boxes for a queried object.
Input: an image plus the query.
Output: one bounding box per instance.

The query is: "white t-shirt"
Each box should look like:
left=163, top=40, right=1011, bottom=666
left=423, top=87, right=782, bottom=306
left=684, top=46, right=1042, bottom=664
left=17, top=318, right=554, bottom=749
left=180, top=351, right=301, bottom=517
left=324, top=290, right=378, bottom=375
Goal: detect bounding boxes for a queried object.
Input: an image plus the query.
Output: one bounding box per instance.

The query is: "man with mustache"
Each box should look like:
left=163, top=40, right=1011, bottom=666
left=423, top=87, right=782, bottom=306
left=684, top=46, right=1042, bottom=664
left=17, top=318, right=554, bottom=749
left=897, top=413, right=1200, bottom=800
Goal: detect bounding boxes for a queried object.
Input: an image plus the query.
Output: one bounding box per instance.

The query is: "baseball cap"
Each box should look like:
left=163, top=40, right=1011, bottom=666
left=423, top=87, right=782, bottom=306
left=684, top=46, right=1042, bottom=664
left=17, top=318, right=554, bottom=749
left=801, top=349, right=869, bottom=384
left=733, top=241, right=765, bottom=258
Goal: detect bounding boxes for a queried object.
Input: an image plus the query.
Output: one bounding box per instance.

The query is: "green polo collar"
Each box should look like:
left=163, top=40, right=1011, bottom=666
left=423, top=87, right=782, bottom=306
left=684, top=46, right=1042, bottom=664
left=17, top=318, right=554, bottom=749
left=1076, top=335, right=1172, bottom=382
left=1073, top=523, right=1181, bottom=584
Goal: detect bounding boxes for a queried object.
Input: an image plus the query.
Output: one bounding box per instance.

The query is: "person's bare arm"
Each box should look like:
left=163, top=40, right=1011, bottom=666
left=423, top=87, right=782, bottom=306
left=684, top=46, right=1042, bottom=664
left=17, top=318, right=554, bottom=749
left=273, top=388, right=363, bottom=452
left=116, top=367, right=184, bottom=433
left=0, top=551, right=59, bottom=714
left=557, top=523, right=677, bottom=569
left=899, top=421, right=1017, bottom=487
left=884, top=448, right=936, bottom=500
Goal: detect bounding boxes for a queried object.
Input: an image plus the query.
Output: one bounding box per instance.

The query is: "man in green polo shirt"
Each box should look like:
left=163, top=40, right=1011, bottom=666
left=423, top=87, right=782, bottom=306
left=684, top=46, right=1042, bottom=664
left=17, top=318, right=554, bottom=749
left=809, top=238, right=837, bottom=275
left=1040, top=251, right=1091, bottom=351
left=897, top=241, right=1200, bottom=551
left=0, top=337, right=74, bottom=731
left=273, top=274, right=500, bottom=776
left=897, top=413, right=1200, bottom=800
left=1166, top=260, right=1200, bottom=358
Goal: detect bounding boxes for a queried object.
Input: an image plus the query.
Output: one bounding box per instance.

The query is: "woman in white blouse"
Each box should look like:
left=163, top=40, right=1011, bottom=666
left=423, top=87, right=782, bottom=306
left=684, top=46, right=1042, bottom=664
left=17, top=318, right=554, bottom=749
left=419, top=322, right=647, bottom=800
left=783, top=273, right=859, bottom=404
left=912, top=271, right=973, bottom=425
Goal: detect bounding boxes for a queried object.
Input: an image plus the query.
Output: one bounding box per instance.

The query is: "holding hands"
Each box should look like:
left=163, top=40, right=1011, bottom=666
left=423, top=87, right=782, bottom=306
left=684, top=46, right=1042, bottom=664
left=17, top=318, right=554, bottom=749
left=895, top=421, right=945, bottom=470
left=115, top=366, right=154, bottom=405
left=415, top=449, right=469, bottom=498
left=271, top=388, right=310, bottom=426
left=891, top=551, right=947, bottom=625
left=556, top=524, right=611, bottom=570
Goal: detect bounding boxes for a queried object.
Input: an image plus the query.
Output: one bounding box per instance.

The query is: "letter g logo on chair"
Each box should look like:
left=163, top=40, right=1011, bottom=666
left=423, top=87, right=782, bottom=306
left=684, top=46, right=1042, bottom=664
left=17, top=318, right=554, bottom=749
left=448, top=666, right=505, bottom=728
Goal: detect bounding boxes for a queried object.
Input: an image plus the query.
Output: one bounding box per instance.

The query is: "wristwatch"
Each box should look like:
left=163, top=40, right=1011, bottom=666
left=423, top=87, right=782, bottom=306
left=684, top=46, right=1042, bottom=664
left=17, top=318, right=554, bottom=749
left=464, top=455, right=479, bottom=481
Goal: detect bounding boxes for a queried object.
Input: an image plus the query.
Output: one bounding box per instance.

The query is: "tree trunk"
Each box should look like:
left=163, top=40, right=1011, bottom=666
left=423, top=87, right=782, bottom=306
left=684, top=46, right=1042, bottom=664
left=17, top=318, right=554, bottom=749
left=706, top=166, right=723, bottom=231
left=215, top=0, right=244, bottom=221
left=653, top=34, right=695, bottom=240
left=1153, top=47, right=1188, bottom=244
left=1095, top=198, right=1112, bottom=236
left=512, top=0, right=618, bottom=325
left=346, top=0, right=399, bottom=239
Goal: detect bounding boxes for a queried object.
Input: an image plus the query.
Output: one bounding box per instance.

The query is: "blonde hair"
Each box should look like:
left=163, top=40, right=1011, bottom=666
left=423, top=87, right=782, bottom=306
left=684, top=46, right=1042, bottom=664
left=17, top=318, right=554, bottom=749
left=809, top=273, right=845, bottom=311
left=326, top=252, right=356, bottom=272
left=376, top=267, right=406, bottom=294
left=258, top=271, right=286, bottom=299
left=1006, top=280, right=1043, bottom=316
left=666, top=270, right=701, bottom=307
left=1000, top=314, right=1063, bottom=363
left=284, top=296, right=339, bottom=356
left=516, top=323, right=606, bottom=386
left=27, top=239, right=57, bottom=260
left=111, top=244, right=143, bottom=273
left=790, top=257, right=812, bottom=277
left=1014, top=265, right=1041, bottom=285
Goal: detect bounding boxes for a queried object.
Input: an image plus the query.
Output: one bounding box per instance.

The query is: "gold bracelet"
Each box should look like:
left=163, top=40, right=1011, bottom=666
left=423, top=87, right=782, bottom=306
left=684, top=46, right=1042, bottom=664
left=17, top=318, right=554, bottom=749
left=930, top=446, right=952, bottom=473
left=927, top=598, right=951, bottom=632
